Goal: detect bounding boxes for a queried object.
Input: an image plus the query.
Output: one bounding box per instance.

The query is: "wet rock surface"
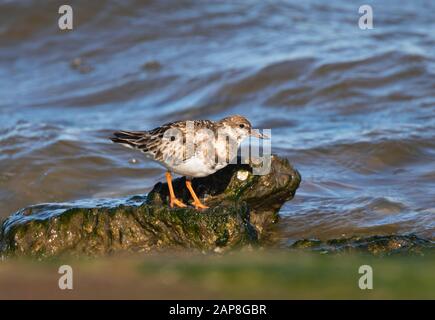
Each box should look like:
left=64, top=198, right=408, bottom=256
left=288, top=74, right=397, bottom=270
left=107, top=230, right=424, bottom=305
left=0, top=155, right=301, bottom=257
left=291, top=234, right=435, bottom=256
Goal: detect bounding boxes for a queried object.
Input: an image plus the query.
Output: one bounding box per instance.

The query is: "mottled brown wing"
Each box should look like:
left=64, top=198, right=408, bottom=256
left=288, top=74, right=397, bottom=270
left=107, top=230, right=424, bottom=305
left=111, top=120, right=215, bottom=162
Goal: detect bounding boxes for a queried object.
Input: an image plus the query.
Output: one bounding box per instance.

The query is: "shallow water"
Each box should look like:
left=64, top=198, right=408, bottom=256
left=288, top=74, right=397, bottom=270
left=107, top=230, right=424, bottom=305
left=0, top=0, right=434, bottom=240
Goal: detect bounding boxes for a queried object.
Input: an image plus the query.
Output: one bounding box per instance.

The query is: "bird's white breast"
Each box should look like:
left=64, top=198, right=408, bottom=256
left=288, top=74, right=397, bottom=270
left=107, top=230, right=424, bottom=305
left=168, top=156, right=226, bottom=178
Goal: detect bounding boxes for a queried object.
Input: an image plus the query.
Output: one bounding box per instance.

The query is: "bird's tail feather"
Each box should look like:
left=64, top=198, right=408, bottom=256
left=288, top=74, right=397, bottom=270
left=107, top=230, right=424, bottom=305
left=110, top=130, right=147, bottom=149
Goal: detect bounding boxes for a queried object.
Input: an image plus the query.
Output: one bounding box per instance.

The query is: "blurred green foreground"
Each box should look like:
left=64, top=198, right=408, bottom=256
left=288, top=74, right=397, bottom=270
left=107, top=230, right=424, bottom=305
left=0, top=250, right=433, bottom=299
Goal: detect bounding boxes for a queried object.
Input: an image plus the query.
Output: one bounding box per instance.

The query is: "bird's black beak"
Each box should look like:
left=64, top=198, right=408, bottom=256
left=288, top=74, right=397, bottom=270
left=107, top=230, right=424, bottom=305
left=250, top=129, right=269, bottom=139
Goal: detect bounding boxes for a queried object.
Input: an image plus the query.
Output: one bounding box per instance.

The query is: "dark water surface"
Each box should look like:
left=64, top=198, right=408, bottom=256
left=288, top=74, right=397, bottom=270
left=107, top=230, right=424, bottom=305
left=0, top=0, right=434, bottom=241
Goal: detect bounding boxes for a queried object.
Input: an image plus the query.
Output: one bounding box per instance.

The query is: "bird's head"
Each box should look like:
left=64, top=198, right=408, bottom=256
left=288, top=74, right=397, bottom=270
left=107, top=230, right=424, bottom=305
left=219, top=115, right=268, bottom=140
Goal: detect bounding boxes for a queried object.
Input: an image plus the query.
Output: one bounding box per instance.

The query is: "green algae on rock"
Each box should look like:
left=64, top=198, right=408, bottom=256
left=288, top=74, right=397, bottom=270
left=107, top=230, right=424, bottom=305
left=0, top=155, right=301, bottom=257
left=147, top=155, right=301, bottom=237
left=290, top=234, right=435, bottom=256
left=0, top=203, right=256, bottom=257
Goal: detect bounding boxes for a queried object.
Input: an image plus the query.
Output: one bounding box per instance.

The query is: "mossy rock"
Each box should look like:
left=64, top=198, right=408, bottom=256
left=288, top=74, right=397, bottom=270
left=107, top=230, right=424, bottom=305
left=0, top=155, right=301, bottom=258
left=291, top=234, right=435, bottom=256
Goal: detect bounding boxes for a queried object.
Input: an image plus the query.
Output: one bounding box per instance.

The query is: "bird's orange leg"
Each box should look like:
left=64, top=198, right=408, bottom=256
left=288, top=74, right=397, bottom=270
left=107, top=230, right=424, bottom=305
left=186, top=180, right=209, bottom=210
left=165, top=172, right=187, bottom=208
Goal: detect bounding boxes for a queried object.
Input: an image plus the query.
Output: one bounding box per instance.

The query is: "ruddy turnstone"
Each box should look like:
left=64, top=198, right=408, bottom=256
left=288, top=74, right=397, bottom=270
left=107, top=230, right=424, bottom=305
left=111, top=115, right=266, bottom=210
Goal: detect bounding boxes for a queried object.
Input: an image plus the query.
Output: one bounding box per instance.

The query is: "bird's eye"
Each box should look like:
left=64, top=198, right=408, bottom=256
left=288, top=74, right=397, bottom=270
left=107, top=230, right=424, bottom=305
left=170, top=136, right=175, bottom=141
left=239, top=124, right=245, bottom=129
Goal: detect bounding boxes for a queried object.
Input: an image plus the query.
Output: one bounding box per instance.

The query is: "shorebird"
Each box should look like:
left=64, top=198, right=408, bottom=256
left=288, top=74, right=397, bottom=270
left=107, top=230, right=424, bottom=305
left=111, top=115, right=266, bottom=210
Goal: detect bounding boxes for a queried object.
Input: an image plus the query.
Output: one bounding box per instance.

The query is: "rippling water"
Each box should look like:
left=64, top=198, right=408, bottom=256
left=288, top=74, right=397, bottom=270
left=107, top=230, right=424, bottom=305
left=0, top=0, right=434, bottom=240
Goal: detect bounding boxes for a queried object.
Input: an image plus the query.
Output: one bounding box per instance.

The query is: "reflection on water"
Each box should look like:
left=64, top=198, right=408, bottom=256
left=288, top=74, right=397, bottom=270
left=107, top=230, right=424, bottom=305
left=0, top=0, right=434, bottom=240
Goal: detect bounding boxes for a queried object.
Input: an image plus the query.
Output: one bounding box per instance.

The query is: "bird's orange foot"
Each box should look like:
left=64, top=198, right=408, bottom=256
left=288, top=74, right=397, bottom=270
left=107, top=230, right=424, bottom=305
left=170, top=198, right=187, bottom=208
left=192, top=201, right=209, bottom=210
